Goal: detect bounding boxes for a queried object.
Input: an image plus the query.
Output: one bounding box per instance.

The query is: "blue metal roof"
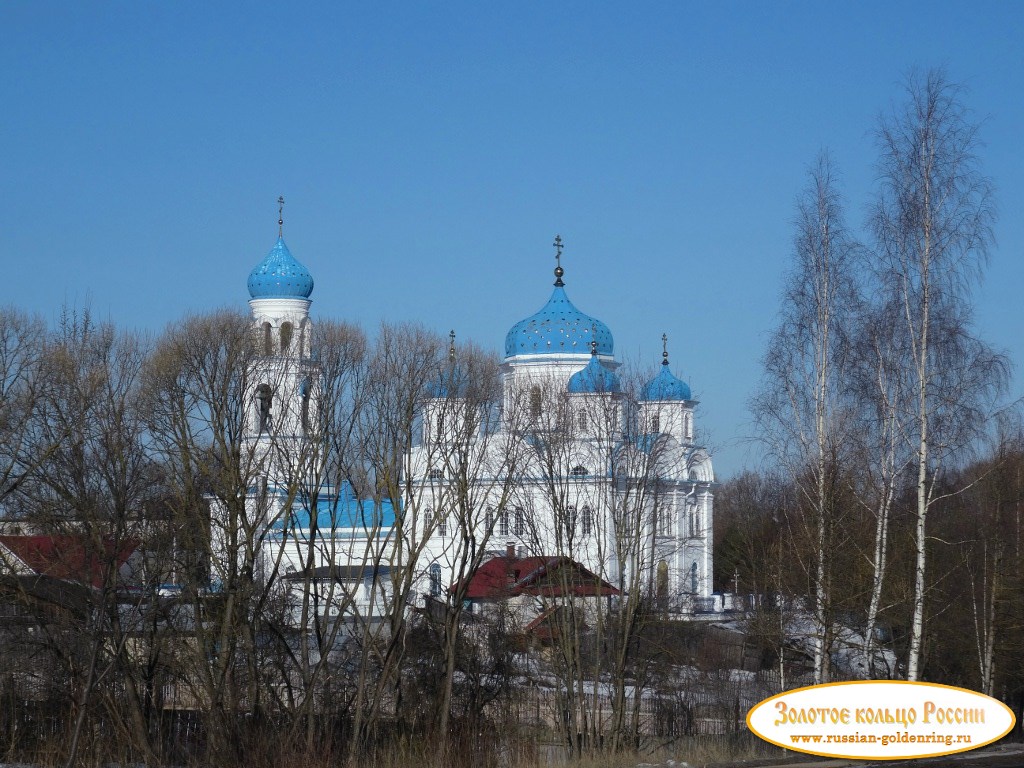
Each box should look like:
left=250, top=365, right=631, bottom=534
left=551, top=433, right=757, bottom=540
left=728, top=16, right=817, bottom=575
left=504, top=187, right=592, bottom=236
left=504, top=286, right=613, bottom=358
left=269, top=482, right=397, bottom=534
left=567, top=354, right=620, bottom=394
left=247, top=237, right=314, bottom=299
left=640, top=364, right=691, bottom=401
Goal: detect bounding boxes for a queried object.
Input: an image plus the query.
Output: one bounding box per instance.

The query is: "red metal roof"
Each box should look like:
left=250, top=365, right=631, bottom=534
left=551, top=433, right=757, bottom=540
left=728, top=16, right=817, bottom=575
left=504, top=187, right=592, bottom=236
left=460, top=554, right=620, bottom=600
left=0, top=535, right=137, bottom=588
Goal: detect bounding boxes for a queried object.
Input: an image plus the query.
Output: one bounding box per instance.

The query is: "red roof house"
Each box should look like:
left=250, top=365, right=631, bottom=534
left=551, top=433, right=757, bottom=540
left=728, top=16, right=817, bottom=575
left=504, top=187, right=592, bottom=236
left=460, top=551, right=620, bottom=601
left=0, top=535, right=138, bottom=589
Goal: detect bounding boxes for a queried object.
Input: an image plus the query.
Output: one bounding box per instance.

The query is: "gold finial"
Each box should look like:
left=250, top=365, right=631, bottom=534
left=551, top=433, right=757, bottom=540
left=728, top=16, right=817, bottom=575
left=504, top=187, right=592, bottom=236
left=553, top=234, right=565, bottom=286
left=277, top=196, right=285, bottom=237
left=662, top=333, right=669, bottom=366
left=449, top=329, right=456, bottom=362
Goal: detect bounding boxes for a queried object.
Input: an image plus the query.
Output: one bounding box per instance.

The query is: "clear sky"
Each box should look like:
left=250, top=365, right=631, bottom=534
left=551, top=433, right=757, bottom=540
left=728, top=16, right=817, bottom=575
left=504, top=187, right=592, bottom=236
left=3, top=2, right=1022, bottom=478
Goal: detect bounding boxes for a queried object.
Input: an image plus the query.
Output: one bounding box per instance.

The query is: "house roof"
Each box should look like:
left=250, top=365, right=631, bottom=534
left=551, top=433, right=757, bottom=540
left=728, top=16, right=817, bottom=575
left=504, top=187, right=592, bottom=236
left=0, top=535, right=137, bottom=588
left=459, top=554, right=620, bottom=600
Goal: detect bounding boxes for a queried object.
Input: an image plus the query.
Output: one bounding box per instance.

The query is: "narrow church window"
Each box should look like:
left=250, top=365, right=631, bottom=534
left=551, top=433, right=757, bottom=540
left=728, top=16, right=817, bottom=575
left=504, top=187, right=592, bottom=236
left=428, top=468, right=443, bottom=480
left=280, top=321, right=293, bottom=352
left=564, top=505, right=576, bottom=538
left=581, top=506, right=593, bottom=536
left=657, top=560, right=669, bottom=600
left=429, top=563, right=441, bottom=597
left=690, top=562, right=699, bottom=594
left=658, top=504, right=672, bottom=536
left=301, top=379, right=311, bottom=432
left=438, top=514, right=447, bottom=537
left=513, top=507, right=525, bottom=536
left=424, top=508, right=433, bottom=534
left=530, top=386, right=542, bottom=420
left=484, top=507, right=493, bottom=532
left=499, top=509, right=510, bottom=537
left=578, top=410, right=587, bottom=430
left=651, top=414, right=660, bottom=433
left=262, top=322, right=272, bottom=356
left=256, top=384, right=273, bottom=433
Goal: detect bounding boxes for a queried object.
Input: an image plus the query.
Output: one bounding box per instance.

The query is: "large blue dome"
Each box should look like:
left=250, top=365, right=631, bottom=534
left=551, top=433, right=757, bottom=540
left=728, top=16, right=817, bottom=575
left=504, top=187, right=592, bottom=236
left=640, top=364, right=691, bottom=401
left=504, top=286, right=613, bottom=358
left=247, top=237, right=314, bottom=299
left=567, top=355, right=620, bottom=394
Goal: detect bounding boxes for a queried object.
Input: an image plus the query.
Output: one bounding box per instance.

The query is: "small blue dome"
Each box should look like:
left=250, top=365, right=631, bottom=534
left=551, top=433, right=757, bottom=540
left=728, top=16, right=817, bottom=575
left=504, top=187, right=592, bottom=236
left=640, top=364, right=691, bottom=401
left=504, top=286, right=613, bottom=357
left=429, top=365, right=469, bottom=399
left=568, top=355, right=620, bottom=394
left=248, top=237, right=314, bottom=299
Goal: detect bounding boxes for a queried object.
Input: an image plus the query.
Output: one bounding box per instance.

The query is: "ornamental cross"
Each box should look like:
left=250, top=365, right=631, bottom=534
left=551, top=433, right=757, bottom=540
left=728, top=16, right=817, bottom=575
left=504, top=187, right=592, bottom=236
left=553, top=234, right=565, bottom=286
left=662, top=333, right=669, bottom=365
left=278, top=196, right=285, bottom=236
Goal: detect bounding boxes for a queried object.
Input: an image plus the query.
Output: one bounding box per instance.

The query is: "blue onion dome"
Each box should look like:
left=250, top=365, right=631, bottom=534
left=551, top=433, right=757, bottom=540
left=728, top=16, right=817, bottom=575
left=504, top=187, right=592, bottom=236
left=505, top=236, right=614, bottom=357
left=247, top=237, right=314, bottom=299
left=568, top=349, right=620, bottom=394
left=429, top=365, right=468, bottom=398
left=641, top=364, right=691, bottom=401
left=504, top=287, right=614, bottom=357
left=429, top=330, right=469, bottom=398
left=641, top=336, right=691, bottom=400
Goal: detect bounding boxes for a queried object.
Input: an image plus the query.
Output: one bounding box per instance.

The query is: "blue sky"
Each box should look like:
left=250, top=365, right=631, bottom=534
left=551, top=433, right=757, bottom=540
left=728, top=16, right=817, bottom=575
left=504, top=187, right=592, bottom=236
left=3, top=2, right=1023, bottom=478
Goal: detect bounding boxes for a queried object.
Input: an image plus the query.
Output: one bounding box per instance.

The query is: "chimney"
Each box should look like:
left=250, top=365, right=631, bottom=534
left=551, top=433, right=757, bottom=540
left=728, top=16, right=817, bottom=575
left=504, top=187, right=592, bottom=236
left=506, top=542, right=516, bottom=559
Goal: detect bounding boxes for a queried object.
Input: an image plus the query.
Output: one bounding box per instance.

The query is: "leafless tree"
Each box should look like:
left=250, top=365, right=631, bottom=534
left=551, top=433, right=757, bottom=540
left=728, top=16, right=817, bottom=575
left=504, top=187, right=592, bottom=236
left=753, top=153, right=860, bottom=683
left=0, top=307, right=51, bottom=507
left=872, top=69, right=1008, bottom=680
left=13, top=308, right=159, bottom=765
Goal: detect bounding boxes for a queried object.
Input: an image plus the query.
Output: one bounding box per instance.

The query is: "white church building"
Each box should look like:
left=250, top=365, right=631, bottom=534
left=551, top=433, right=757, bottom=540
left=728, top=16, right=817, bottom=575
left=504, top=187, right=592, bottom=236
left=217, top=217, right=716, bottom=620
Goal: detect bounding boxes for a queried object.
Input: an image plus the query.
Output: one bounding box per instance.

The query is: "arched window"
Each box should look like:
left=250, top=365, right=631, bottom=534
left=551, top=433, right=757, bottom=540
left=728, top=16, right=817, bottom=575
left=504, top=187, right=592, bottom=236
left=564, top=505, right=576, bottom=539
left=429, top=563, right=442, bottom=597
left=256, top=384, right=273, bottom=433
left=657, top=560, right=669, bottom=600
left=423, top=508, right=433, bottom=534
left=658, top=503, right=672, bottom=536
left=262, top=322, right=272, bottom=356
left=651, top=414, right=660, bottom=433
left=280, top=322, right=293, bottom=352
left=690, top=562, right=699, bottom=594
left=578, top=409, right=587, bottom=430
left=581, top=506, right=593, bottom=536
left=513, top=507, right=525, bottom=536
left=498, top=509, right=510, bottom=537
left=301, top=378, right=311, bottom=432
left=530, top=386, right=542, bottom=420
left=571, top=465, right=588, bottom=478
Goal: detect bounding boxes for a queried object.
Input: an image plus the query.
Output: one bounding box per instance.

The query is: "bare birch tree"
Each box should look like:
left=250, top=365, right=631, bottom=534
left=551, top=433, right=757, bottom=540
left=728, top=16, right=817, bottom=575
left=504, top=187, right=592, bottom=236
left=754, top=153, right=860, bottom=684
left=872, top=69, right=1007, bottom=680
